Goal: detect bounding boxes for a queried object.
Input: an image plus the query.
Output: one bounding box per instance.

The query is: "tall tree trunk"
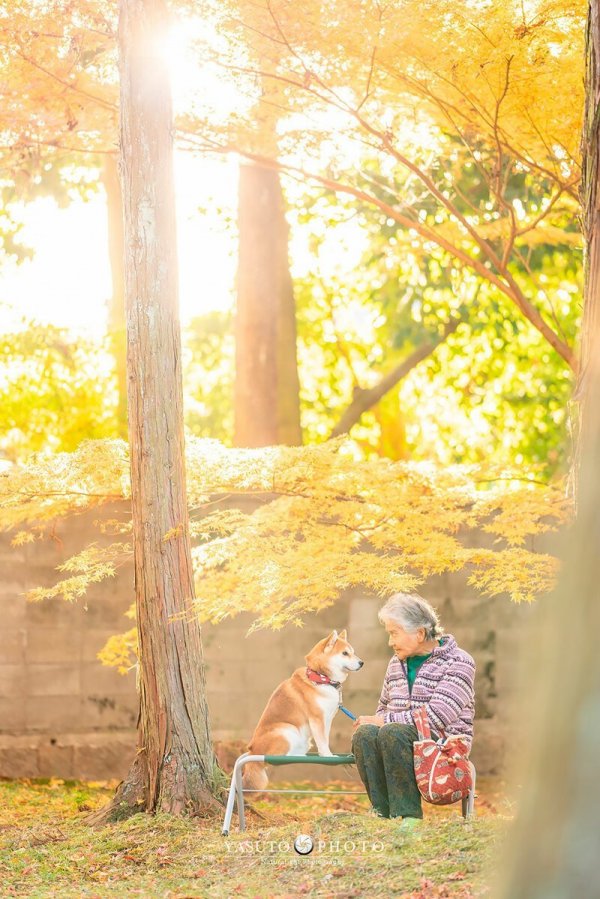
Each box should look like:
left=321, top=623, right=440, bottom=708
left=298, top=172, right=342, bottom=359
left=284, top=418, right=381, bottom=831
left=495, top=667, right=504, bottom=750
left=234, top=163, right=302, bottom=447
left=497, top=4, right=600, bottom=892
left=579, top=1, right=600, bottom=457
left=90, top=0, right=216, bottom=821
left=102, top=154, right=128, bottom=438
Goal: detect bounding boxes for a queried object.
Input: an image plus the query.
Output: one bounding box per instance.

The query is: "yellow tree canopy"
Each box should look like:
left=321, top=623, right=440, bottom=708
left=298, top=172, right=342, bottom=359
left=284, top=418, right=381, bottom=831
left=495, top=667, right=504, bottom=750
left=205, top=0, right=583, bottom=174
left=188, top=0, right=585, bottom=369
left=0, top=1, right=585, bottom=369
left=0, top=437, right=570, bottom=671
left=0, top=0, right=117, bottom=166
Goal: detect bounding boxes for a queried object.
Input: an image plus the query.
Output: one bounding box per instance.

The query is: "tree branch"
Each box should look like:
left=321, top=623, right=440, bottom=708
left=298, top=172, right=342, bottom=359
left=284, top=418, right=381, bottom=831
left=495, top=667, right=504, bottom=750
left=185, top=134, right=577, bottom=372
left=200, top=33, right=578, bottom=371
left=15, top=50, right=116, bottom=111
left=386, top=59, right=579, bottom=199
left=329, top=316, right=461, bottom=438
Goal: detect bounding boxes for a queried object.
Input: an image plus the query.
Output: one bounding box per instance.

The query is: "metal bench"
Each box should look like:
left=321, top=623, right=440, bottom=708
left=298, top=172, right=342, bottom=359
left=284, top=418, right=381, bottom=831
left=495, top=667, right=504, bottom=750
left=221, top=752, right=476, bottom=835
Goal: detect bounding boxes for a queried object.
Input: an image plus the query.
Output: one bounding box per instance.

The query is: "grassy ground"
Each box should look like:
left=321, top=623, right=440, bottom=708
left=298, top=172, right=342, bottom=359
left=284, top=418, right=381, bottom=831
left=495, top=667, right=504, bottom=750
left=0, top=777, right=511, bottom=898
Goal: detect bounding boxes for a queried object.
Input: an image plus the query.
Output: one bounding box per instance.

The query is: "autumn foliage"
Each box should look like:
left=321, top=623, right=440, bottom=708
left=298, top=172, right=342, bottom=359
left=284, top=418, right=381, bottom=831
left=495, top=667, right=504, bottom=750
left=0, top=2, right=580, bottom=672
left=0, top=438, right=570, bottom=669
left=192, top=0, right=584, bottom=369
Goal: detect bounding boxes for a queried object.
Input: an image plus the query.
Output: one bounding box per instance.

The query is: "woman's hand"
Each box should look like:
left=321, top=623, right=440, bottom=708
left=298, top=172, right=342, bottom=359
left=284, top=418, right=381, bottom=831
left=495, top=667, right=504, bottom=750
left=353, top=715, right=385, bottom=729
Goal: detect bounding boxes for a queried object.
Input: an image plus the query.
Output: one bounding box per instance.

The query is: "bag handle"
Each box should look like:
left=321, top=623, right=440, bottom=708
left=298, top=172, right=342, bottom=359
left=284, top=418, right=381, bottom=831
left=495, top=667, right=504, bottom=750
left=413, top=706, right=432, bottom=741
left=413, top=705, right=447, bottom=742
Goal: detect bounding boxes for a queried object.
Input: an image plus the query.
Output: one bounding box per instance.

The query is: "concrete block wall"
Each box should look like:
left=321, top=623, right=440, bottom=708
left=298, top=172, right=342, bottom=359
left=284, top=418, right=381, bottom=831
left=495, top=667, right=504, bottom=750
left=0, top=505, right=538, bottom=781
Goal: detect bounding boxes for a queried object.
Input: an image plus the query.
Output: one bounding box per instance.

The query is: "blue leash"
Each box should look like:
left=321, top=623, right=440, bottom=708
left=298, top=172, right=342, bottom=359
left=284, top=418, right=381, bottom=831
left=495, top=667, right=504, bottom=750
left=338, top=704, right=357, bottom=721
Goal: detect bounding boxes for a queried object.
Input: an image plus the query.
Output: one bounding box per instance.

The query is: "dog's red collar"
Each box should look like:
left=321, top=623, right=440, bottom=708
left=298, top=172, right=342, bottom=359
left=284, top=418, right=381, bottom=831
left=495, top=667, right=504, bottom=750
left=306, top=667, right=341, bottom=689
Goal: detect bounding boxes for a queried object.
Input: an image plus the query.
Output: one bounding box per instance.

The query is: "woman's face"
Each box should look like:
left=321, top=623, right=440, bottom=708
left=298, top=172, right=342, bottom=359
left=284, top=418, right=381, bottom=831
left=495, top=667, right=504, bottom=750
left=384, top=620, right=425, bottom=660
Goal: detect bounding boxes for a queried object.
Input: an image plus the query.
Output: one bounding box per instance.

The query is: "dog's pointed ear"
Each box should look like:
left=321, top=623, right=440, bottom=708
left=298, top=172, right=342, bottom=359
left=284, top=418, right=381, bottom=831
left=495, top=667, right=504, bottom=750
left=339, top=629, right=347, bottom=642
left=324, top=630, right=338, bottom=651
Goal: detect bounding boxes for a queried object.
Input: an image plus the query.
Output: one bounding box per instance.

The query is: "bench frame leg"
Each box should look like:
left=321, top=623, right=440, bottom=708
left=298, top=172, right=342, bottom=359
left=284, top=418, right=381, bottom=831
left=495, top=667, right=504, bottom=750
left=461, top=761, right=476, bottom=818
left=222, top=753, right=266, bottom=835
left=235, top=755, right=246, bottom=831
left=222, top=752, right=248, bottom=836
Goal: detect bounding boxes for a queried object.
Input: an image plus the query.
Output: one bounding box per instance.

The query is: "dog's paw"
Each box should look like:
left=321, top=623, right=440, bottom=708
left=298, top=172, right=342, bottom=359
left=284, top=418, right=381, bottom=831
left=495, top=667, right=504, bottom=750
left=317, top=749, right=334, bottom=757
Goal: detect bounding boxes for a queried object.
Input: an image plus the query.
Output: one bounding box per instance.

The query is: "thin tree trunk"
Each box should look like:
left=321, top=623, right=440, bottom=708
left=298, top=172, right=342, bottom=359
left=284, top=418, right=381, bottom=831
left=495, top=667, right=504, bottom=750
left=234, top=162, right=302, bottom=447
left=89, top=0, right=216, bottom=821
left=102, top=154, right=128, bottom=438
left=497, top=4, right=600, bottom=892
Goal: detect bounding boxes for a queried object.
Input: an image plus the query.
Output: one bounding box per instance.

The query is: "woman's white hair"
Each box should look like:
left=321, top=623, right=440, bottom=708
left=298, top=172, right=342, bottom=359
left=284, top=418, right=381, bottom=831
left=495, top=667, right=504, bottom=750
left=378, top=592, right=443, bottom=640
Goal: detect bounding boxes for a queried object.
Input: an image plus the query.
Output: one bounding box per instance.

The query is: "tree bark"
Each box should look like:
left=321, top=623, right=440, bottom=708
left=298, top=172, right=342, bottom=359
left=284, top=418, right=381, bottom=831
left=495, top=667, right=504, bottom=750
left=579, top=1, right=600, bottom=454
left=90, top=0, right=216, bottom=821
left=497, top=3, right=600, bottom=892
left=102, top=153, right=128, bottom=438
left=234, top=162, right=302, bottom=447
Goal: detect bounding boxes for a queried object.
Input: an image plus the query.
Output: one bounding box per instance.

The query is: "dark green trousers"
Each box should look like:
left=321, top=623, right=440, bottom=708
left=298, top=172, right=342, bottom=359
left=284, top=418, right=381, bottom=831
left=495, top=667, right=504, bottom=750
left=352, top=723, right=423, bottom=819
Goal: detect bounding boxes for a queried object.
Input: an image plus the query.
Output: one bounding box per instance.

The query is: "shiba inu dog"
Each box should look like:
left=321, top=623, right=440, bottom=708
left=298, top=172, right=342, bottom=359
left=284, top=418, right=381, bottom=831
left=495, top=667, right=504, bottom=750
left=242, top=630, right=363, bottom=790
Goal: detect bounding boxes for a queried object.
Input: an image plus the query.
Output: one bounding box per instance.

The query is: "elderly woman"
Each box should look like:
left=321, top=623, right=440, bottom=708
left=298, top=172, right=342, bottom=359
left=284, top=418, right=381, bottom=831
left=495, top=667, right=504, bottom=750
left=352, top=592, right=475, bottom=824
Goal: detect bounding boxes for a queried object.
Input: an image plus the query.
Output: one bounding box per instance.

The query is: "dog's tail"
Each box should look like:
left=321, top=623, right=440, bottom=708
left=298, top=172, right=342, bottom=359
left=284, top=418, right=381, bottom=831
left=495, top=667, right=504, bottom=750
left=242, top=760, right=269, bottom=791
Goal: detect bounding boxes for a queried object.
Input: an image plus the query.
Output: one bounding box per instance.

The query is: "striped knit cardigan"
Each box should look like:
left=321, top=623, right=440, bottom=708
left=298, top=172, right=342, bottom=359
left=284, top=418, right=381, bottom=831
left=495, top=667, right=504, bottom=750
left=375, top=634, right=476, bottom=745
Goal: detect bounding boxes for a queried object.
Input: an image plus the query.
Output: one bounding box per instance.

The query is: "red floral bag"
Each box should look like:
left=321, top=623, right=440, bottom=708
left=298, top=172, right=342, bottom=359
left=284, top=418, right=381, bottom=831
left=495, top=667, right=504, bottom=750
left=412, top=706, right=472, bottom=805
